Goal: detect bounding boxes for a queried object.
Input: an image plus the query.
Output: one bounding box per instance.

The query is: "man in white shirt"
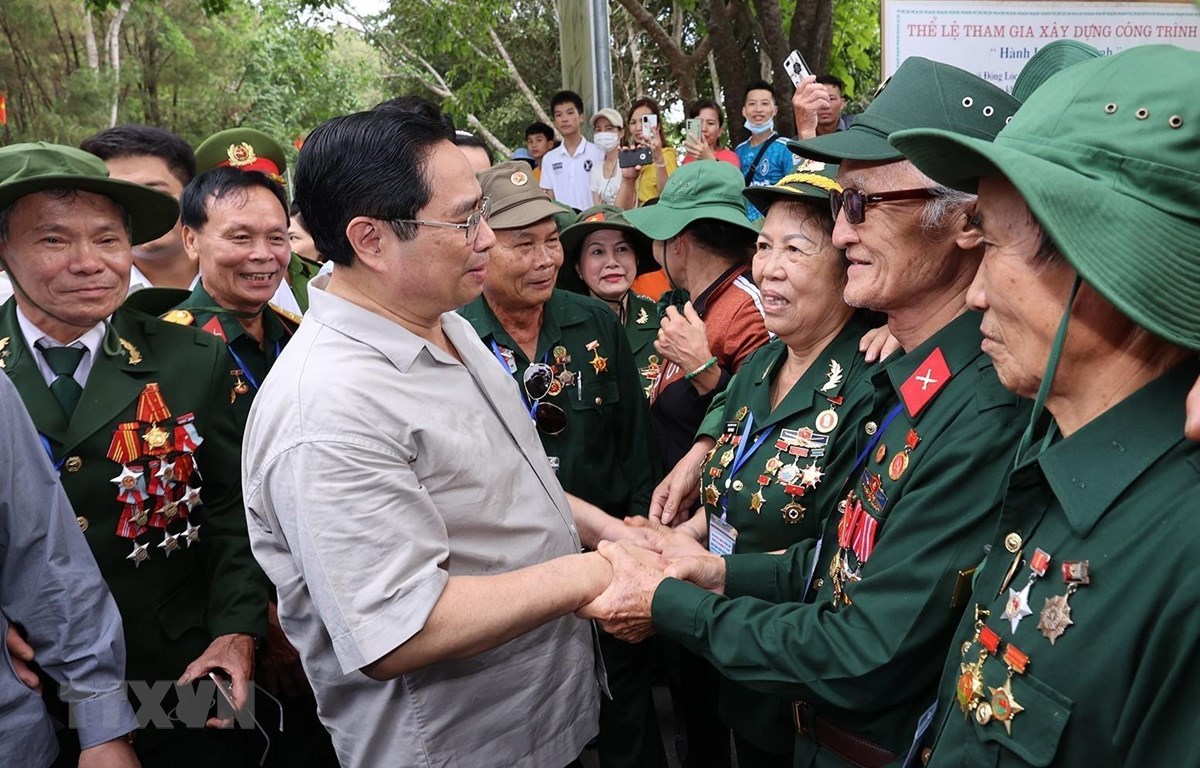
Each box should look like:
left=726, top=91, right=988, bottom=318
left=539, top=90, right=605, bottom=211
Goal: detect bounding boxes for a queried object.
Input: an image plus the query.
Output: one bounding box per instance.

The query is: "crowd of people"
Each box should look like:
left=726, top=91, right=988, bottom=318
left=0, top=34, right=1198, bottom=768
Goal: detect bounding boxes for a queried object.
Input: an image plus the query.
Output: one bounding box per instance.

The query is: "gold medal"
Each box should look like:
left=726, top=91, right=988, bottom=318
left=888, top=451, right=909, bottom=481
left=703, top=482, right=721, bottom=507
left=988, top=679, right=1024, bottom=734
left=1037, top=594, right=1074, bottom=644
left=874, top=443, right=887, bottom=464
left=748, top=491, right=764, bottom=513
left=764, top=456, right=784, bottom=474
left=955, top=661, right=984, bottom=716
left=547, top=379, right=563, bottom=397
left=781, top=502, right=805, bottom=525
left=142, top=424, right=169, bottom=450
left=735, top=406, right=749, bottom=421
left=815, top=408, right=839, bottom=433
left=553, top=345, right=569, bottom=362
left=719, top=449, right=735, bottom=468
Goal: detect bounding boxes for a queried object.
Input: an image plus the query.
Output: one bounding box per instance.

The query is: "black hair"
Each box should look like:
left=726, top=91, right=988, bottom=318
left=524, top=121, right=555, bottom=141
left=179, top=167, right=288, bottom=231
left=550, top=90, right=584, bottom=114
left=454, top=131, right=494, bottom=166
left=627, top=97, right=667, bottom=143
left=686, top=99, right=725, bottom=127
left=295, top=97, right=454, bottom=266
left=683, top=219, right=756, bottom=263
left=815, top=75, right=845, bottom=93
left=744, top=80, right=777, bottom=101
left=80, top=124, right=197, bottom=186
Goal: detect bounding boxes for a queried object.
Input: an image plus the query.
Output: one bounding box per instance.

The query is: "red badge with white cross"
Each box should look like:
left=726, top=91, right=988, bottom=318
left=899, top=347, right=951, bottom=418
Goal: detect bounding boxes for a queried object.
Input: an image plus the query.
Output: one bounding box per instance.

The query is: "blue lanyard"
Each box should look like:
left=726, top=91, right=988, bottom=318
left=227, top=340, right=282, bottom=392
left=39, top=434, right=65, bottom=471
left=850, top=403, right=905, bottom=474
left=489, top=339, right=549, bottom=419
left=720, top=412, right=775, bottom=519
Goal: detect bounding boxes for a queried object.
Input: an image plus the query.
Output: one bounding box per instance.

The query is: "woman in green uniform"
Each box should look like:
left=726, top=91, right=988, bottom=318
left=559, top=205, right=662, bottom=398
left=655, top=165, right=880, bottom=766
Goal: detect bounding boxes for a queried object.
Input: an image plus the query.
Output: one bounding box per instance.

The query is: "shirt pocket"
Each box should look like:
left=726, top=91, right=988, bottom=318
left=974, top=667, right=1073, bottom=766
left=567, top=375, right=620, bottom=415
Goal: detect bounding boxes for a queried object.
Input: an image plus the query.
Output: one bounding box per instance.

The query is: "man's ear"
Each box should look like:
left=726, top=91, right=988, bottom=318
left=346, top=216, right=387, bottom=270
left=180, top=226, right=201, bottom=264
left=956, top=209, right=983, bottom=251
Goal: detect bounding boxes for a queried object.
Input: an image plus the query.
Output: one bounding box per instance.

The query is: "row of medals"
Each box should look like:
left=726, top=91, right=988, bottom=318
left=957, top=547, right=1090, bottom=733
left=703, top=405, right=836, bottom=525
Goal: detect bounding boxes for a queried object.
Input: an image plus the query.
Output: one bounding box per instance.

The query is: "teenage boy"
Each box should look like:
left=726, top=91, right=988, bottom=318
left=538, top=91, right=604, bottom=211
left=734, top=81, right=799, bottom=221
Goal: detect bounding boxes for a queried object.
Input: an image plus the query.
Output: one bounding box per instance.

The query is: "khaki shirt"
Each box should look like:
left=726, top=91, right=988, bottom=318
left=243, top=283, right=598, bottom=768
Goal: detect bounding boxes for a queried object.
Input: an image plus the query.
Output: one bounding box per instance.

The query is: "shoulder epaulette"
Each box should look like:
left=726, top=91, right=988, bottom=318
left=269, top=303, right=303, bottom=326
left=161, top=309, right=195, bottom=326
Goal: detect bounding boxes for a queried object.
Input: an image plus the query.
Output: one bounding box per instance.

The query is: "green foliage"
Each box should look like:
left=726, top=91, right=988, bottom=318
left=829, top=0, right=881, bottom=104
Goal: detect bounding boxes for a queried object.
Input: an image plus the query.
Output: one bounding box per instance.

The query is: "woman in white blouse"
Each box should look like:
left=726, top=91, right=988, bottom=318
left=589, top=108, right=624, bottom=206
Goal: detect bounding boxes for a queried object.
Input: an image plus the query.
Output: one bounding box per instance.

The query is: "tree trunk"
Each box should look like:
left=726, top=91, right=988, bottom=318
left=614, top=0, right=709, bottom=106
left=487, top=27, right=552, bottom=126
left=702, top=0, right=751, bottom=145
left=105, top=0, right=133, bottom=127
left=82, top=3, right=99, bottom=72
left=789, top=0, right=835, bottom=74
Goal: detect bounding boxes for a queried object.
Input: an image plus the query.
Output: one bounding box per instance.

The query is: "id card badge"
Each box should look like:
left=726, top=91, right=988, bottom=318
left=709, top=515, right=738, bottom=555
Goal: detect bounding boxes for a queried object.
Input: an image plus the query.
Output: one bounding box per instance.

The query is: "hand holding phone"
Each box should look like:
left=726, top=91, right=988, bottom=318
left=619, top=147, right=654, bottom=169
left=686, top=118, right=703, bottom=143
left=641, top=113, right=659, bottom=142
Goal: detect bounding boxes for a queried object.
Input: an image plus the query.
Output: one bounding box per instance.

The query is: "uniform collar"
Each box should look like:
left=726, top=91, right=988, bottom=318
left=460, top=289, right=587, bottom=363
left=1033, top=358, right=1199, bottom=537
left=178, top=282, right=288, bottom=347
left=883, top=310, right=985, bottom=421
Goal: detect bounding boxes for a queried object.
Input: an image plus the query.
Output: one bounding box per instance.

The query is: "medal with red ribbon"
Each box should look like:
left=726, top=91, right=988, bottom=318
left=1038, top=559, right=1089, bottom=645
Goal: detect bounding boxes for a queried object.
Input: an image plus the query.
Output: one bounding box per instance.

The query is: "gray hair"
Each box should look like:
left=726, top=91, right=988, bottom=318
left=918, top=184, right=974, bottom=238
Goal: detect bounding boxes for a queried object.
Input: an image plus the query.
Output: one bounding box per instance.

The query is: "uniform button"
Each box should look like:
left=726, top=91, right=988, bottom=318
left=864, top=421, right=877, bottom=436
left=76, top=516, right=89, bottom=532
left=921, top=747, right=932, bottom=766
left=65, top=456, right=83, bottom=472
left=732, top=480, right=744, bottom=492
left=594, top=396, right=603, bottom=406
left=812, top=578, right=824, bottom=590
left=1004, top=532, right=1023, bottom=553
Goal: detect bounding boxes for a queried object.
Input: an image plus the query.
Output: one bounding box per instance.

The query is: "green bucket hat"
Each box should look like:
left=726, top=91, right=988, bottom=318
left=557, top=205, right=656, bottom=294
left=195, top=127, right=288, bottom=186
left=890, top=44, right=1200, bottom=351
left=478, top=161, right=565, bottom=230
left=742, top=159, right=841, bottom=216
left=622, top=160, right=758, bottom=241
left=1012, top=39, right=1103, bottom=102
left=0, top=142, right=178, bottom=245
left=788, top=57, right=1020, bottom=163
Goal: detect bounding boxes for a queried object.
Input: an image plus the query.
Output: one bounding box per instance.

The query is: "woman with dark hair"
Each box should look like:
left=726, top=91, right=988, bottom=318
left=617, top=97, right=677, bottom=208
left=682, top=99, right=741, bottom=168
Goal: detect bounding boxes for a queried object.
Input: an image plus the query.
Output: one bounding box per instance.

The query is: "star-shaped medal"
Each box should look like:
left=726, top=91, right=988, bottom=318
left=748, top=491, right=765, bottom=513
left=156, top=459, right=178, bottom=485
left=184, top=521, right=202, bottom=547
left=1037, top=593, right=1074, bottom=645
left=182, top=485, right=202, bottom=510
left=590, top=352, right=608, bottom=374
left=703, top=482, right=720, bottom=507
left=126, top=540, right=150, bottom=568
left=111, top=465, right=145, bottom=491
left=158, top=531, right=183, bottom=558
left=799, top=462, right=824, bottom=488
left=988, top=678, right=1025, bottom=734
left=1002, top=583, right=1033, bottom=632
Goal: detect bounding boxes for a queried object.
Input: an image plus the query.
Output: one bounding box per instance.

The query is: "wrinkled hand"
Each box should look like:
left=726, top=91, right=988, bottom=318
left=78, top=738, right=140, bottom=768
left=859, top=324, right=903, bottom=363
left=6, top=624, right=40, bottom=694
left=577, top=541, right=670, bottom=642
left=649, top=439, right=711, bottom=525
left=258, top=602, right=307, bottom=699
left=1187, top=374, right=1200, bottom=441
left=659, top=529, right=709, bottom=560
left=178, top=633, right=255, bottom=728
left=656, top=302, right=712, bottom=372
left=683, top=135, right=714, bottom=162
left=791, top=75, right=828, bottom=139
left=601, top=515, right=666, bottom=552
left=666, top=555, right=727, bottom=595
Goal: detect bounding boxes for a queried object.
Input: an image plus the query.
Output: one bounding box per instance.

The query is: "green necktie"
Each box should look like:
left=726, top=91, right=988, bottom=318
left=38, top=344, right=86, bottom=416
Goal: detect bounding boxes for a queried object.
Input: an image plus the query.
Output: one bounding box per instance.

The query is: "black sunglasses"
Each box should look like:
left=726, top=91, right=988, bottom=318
left=830, top=187, right=939, bottom=225
left=522, top=364, right=567, bottom=436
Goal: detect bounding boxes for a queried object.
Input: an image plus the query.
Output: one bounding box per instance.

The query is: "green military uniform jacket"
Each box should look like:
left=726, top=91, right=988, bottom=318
left=651, top=311, right=1030, bottom=766
left=286, top=252, right=321, bottom=313
left=923, top=359, right=1200, bottom=767
left=460, top=289, right=660, bottom=518
left=625, top=292, right=662, bottom=399
left=0, top=301, right=269, bottom=689
left=687, top=314, right=877, bottom=753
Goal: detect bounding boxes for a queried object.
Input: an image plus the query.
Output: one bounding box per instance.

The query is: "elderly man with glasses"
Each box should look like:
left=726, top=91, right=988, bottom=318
left=580, top=58, right=1038, bottom=768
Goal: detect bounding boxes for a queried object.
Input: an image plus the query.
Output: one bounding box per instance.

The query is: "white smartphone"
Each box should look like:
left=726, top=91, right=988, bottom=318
left=641, top=113, right=658, bottom=141
left=784, top=50, right=813, bottom=86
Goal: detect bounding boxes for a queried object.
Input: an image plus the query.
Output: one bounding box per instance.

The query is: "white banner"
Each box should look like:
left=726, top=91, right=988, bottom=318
left=882, top=0, right=1200, bottom=90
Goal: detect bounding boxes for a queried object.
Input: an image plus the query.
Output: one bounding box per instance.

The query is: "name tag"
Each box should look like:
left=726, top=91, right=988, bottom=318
left=708, top=515, right=738, bottom=556
left=552, top=162, right=564, bottom=171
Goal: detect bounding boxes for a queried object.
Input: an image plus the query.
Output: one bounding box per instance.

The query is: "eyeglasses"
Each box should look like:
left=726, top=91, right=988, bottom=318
left=830, top=187, right=939, bottom=225
left=522, top=363, right=567, bottom=435
left=390, top=197, right=491, bottom=243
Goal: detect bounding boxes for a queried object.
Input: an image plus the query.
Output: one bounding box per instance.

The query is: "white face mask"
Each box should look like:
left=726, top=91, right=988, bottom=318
left=593, top=132, right=621, bottom=152
left=744, top=118, right=775, bottom=136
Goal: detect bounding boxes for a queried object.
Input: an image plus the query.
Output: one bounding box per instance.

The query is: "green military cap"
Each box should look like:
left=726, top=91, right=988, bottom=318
left=788, top=57, right=1021, bottom=163
left=742, top=159, right=841, bottom=216
left=194, top=128, right=288, bottom=186
left=557, top=205, right=656, bottom=294
left=623, top=160, right=759, bottom=241
left=1012, top=39, right=1103, bottom=102
left=477, top=160, right=564, bottom=230
left=0, top=142, right=178, bottom=245
left=891, top=45, right=1200, bottom=350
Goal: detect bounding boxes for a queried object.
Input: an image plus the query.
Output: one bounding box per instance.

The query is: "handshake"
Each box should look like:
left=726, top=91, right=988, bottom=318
left=573, top=514, right=726, bottom=643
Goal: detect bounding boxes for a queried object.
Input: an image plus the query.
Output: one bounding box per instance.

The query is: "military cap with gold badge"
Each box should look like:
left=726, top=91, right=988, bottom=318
left=194, top=127, right=288, bottom=187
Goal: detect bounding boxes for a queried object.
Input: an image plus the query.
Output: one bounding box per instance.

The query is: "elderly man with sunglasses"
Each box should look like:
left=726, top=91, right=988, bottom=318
left=459, top=161, right=666, bottom=768
left=580, top=58, right=1037, bottom=768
